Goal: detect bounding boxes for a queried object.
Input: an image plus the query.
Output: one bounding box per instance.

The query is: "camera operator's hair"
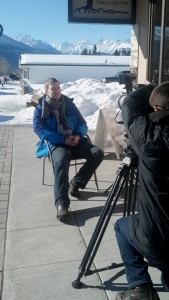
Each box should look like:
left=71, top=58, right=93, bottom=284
left=44, top=78, right=60, bottom=91
left=149, top=81, right=169, bottom=110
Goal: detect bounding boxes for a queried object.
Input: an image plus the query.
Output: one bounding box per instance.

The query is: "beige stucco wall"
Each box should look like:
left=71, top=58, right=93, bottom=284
left=131, top=0, right=149, bottom=83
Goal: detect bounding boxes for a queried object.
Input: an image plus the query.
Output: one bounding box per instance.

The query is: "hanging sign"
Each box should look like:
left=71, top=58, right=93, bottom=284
left=68, top=0, right=136, bottom=25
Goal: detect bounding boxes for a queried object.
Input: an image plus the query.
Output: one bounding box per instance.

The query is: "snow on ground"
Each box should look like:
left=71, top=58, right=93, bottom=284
left=0, top=78, right=126, bottom=130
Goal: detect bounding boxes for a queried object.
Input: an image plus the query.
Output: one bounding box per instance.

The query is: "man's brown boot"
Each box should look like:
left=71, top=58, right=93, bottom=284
left=69, top=182, right=80, bottom=198
left=56, top=205, right=69, bottom=221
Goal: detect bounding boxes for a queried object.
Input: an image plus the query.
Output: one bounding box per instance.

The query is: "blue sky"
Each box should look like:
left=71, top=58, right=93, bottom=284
left=0, top=0, right=131, bottom=44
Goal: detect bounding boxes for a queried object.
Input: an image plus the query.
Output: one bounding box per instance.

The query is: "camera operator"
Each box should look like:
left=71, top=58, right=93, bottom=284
left=114, top=82, right=169, bottom=300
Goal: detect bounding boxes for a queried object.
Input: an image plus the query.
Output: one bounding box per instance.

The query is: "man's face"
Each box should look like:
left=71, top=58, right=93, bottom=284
left=46, top=82, right=61, bottom=100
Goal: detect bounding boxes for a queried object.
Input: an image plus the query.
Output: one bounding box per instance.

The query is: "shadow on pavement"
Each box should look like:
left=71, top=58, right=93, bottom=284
left=66, top=202, right=125, bottom=227
left=0, top=115, right=15, bottom=122
left=0, top=91, right=18, bottom=95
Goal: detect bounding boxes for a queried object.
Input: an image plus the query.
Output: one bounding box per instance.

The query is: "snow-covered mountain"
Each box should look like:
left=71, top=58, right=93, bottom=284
left=0, top=33, right=131, bottom=71
left=96, top=38, right=131, bottom=55
left=12, top=34, right=61, bottom=53
left=0, top=34, right=61, bottom=70
left=12, top=34, right=131, bottom=55
left=53, top=40, right=94, bottom=55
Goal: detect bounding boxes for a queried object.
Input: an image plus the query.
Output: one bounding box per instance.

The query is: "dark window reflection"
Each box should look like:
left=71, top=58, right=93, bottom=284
left=151, top=0, right=169, bottom=84
left=162, top=2, right=169, bottom=82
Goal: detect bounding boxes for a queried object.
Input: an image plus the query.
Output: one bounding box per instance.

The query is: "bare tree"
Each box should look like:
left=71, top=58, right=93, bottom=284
left=74, top=0, right=95, bottom=13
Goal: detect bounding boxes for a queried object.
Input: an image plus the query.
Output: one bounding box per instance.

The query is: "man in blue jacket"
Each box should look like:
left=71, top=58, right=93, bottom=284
left=33, top=78, right=104, bottom=221
left=115, top=82, right=169, bottom=300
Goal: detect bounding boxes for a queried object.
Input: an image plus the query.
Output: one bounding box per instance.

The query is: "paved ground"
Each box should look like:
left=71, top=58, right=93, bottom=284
left=0, top=126, right=14, bottom=299
left=0, top=125, right=168, bottom=300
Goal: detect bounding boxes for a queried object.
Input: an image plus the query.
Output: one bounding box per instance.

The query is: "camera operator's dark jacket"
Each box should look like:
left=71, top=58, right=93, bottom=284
left=121, top=85, right=169, bottom=271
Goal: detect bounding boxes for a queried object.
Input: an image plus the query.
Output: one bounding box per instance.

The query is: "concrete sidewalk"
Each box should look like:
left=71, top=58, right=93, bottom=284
left=0, top=126, right=168, bottom=300
left=0, top=125, right=14, bottom=299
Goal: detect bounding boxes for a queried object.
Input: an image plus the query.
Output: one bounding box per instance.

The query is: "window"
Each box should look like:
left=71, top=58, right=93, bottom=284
left=149, top=0, right=169, bottom=84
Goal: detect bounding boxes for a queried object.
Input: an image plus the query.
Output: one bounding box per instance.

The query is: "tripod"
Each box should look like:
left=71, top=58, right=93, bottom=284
left=72, top=150, right=138, bottom=289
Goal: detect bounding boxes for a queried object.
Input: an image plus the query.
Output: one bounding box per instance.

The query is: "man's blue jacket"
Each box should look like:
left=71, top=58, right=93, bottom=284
left=33, top=94, right=88, bottom=157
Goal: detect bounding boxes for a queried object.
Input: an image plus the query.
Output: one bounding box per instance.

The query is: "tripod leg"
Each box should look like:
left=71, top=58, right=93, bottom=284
left=72, top=162, right=132, bottom=288
left=130, top=168, right=139, bottom=214
left=123, top=167, right=138, bottom=216
left=104, top=182, right=114, bottom=193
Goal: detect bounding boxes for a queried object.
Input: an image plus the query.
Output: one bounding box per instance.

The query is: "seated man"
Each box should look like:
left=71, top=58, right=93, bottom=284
left=115, top=82, right=169, bottom=300
left=33, top=78, right=104, bottom=221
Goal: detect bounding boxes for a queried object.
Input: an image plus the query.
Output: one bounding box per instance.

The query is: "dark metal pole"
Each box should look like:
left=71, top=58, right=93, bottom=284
left=0, top=24, right=3, bottom=37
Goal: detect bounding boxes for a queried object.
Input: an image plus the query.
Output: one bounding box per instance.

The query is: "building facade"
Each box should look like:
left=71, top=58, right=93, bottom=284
left=19, top=54, right=130, bottom=84
left=132, top=0, right=169, bottom=84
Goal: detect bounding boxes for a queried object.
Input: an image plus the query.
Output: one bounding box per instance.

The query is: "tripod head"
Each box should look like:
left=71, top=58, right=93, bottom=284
left=122, top=137, right=138, bottom=168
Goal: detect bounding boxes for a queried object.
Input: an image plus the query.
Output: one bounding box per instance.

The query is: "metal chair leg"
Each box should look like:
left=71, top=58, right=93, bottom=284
left=93, top=171, right=99, bottom=191
left=42, top=139, right=99, bottom=191
left=42, top=157, right=45, bottom=185
left=74, top=160, right=78, bottom=174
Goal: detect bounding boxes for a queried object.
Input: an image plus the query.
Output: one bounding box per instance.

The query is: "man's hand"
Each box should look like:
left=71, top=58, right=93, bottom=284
left=65, top=135, right=80, bottom=147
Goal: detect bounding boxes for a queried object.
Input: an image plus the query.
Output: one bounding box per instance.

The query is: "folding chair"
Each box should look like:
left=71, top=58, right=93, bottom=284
left=42, top=134, right=99, bottom=191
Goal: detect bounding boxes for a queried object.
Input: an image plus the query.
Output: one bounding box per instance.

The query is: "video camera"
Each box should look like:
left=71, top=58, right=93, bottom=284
left=116, top=78, right=138, bottom=158
left=118, top=71, right=137, bottom=94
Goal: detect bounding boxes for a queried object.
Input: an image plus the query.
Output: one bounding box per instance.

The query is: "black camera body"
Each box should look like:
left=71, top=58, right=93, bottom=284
left=118, top=71, right=137, bottom=94
left=116, top=73, right=138, bottom=158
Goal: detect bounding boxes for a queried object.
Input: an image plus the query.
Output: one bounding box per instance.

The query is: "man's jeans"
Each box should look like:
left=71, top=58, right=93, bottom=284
left=51, top=138, right=104, bottom=207
left=114, top=217, right=169, bottom=290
